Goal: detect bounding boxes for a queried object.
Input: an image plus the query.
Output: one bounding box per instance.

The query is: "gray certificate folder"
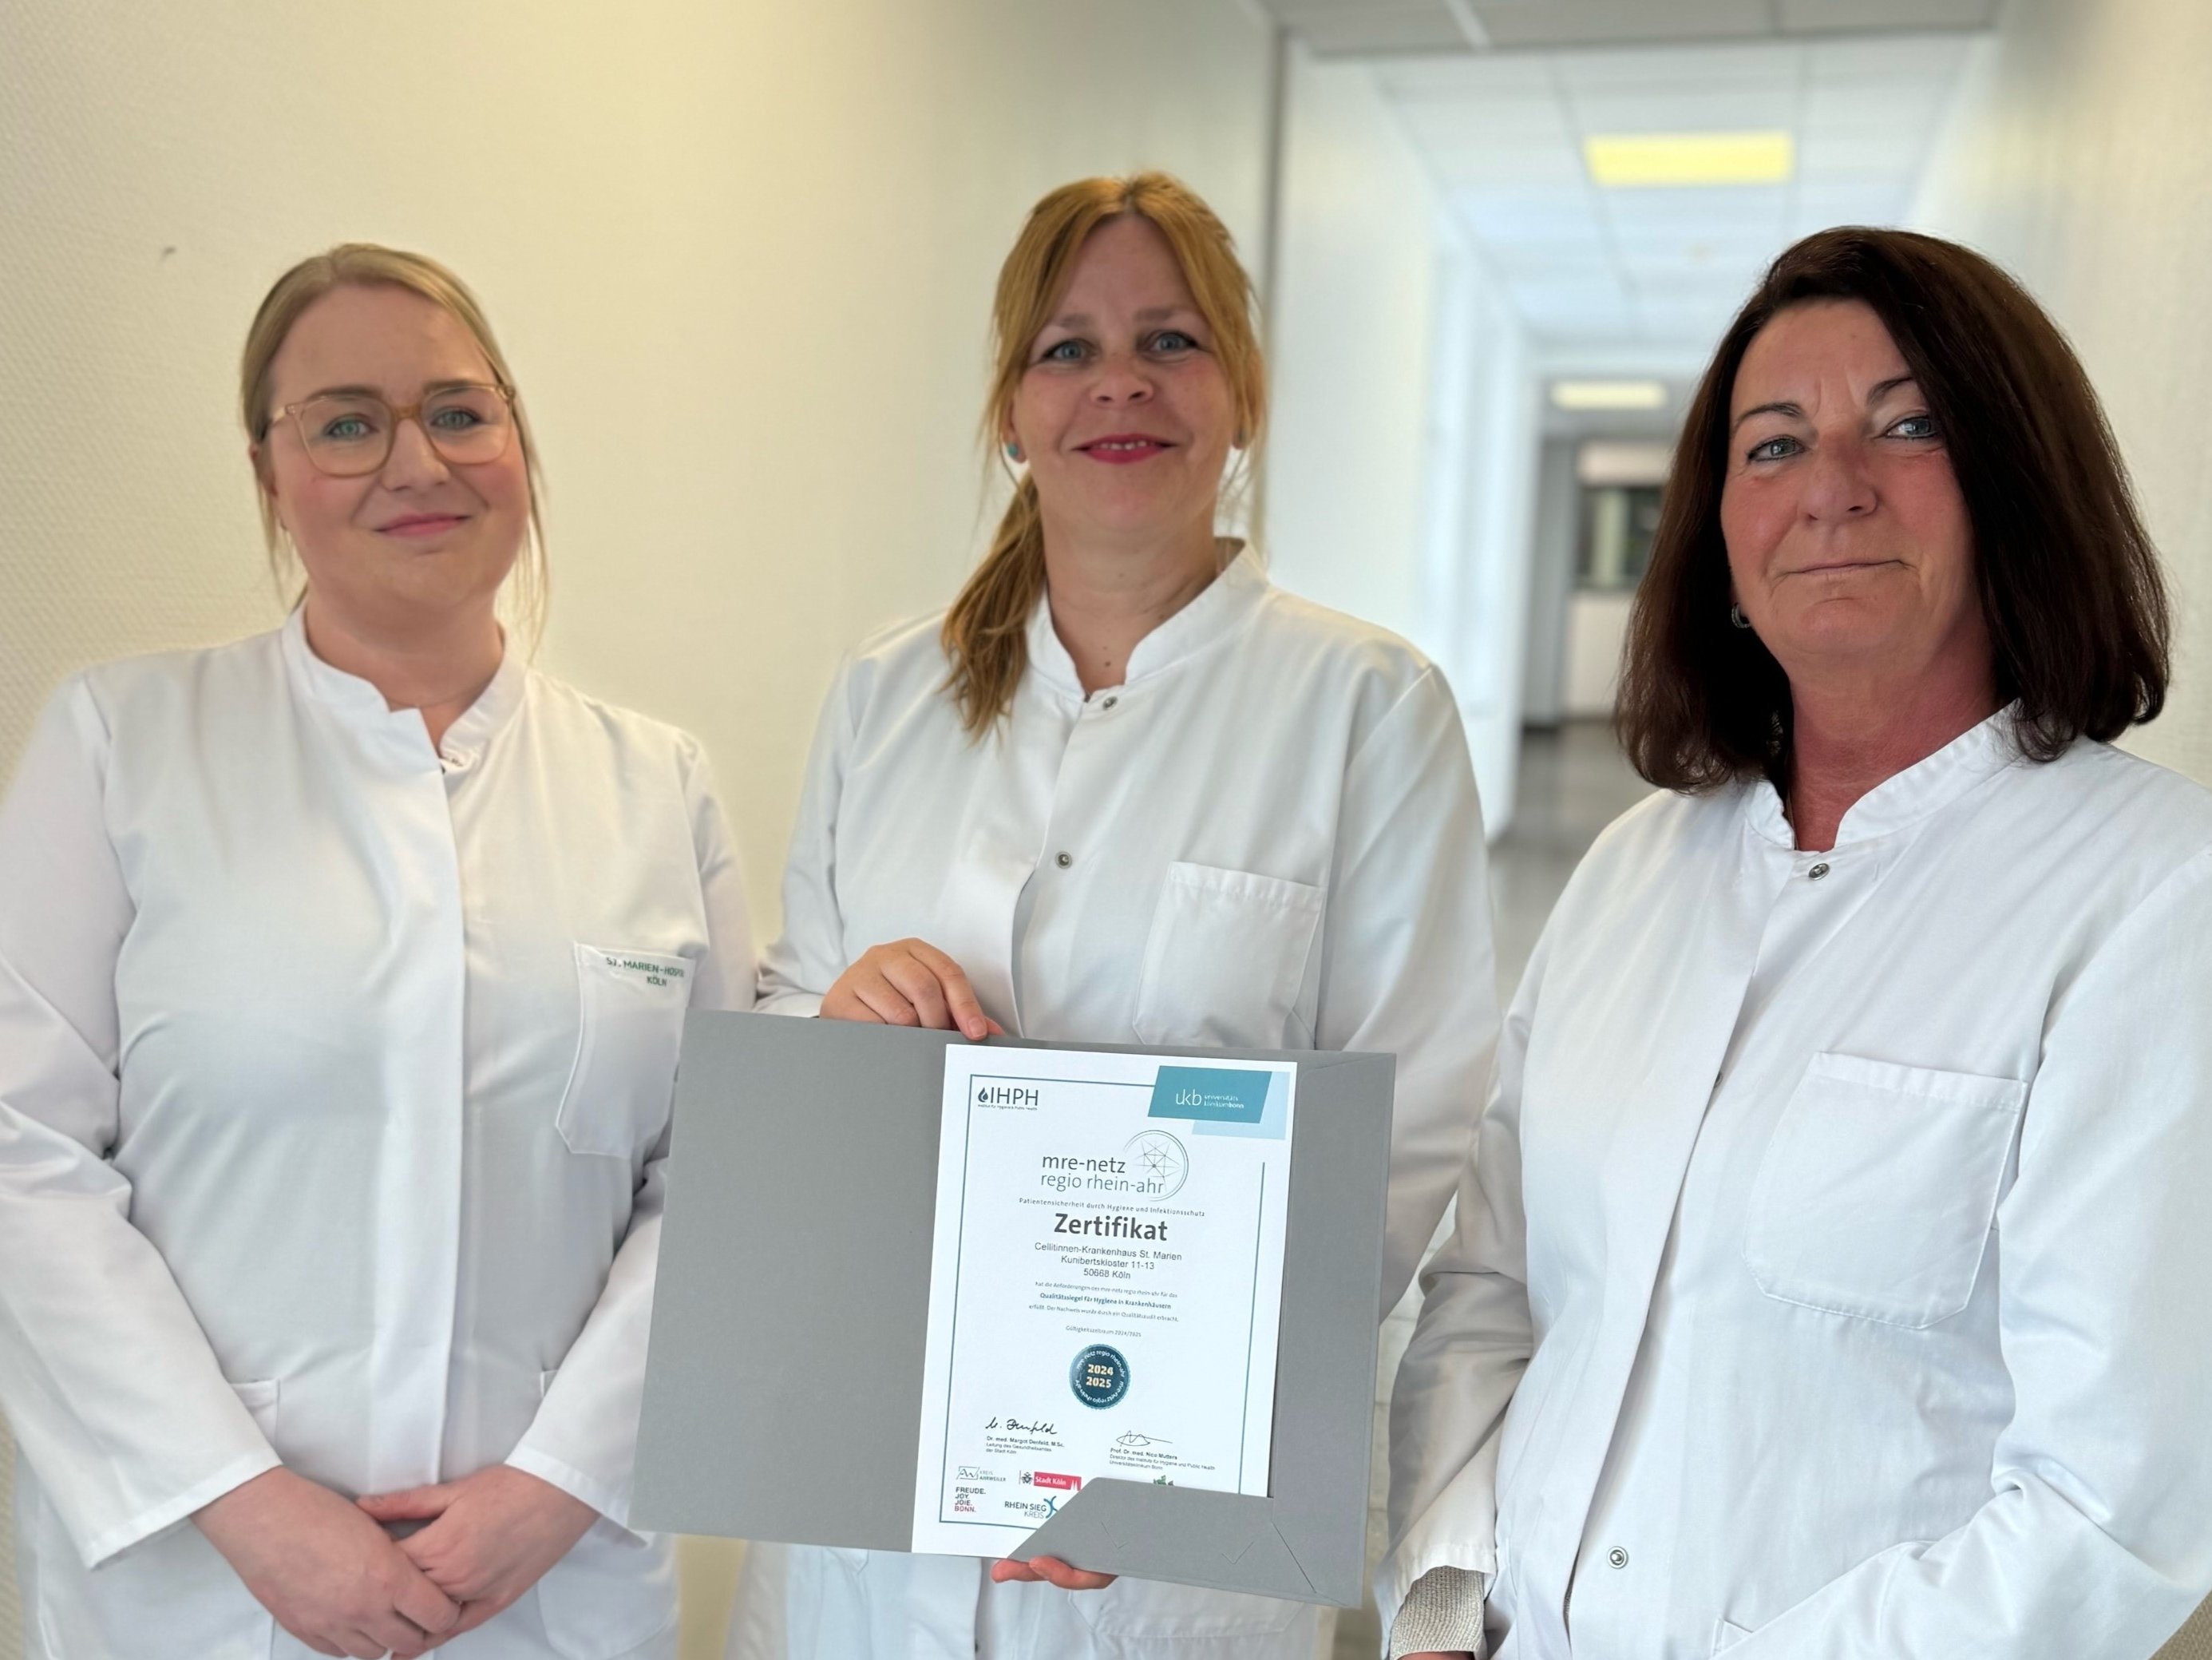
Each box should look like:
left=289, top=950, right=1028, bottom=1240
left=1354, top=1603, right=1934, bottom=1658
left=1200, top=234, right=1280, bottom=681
left=631, top=1011, right=1395, bottom=1607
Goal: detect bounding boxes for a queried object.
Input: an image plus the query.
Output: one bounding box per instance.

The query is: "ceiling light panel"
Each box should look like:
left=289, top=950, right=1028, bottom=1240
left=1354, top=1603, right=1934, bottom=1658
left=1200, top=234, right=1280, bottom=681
left=1584, top=130, right=1795, bottom=187
left=1551, top=379, right=1671, bottom=410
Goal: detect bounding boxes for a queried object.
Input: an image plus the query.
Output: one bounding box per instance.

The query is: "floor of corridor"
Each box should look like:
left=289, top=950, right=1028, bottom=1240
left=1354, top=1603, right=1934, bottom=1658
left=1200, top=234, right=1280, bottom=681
left=1333, top=720, right=1650, bottom=1660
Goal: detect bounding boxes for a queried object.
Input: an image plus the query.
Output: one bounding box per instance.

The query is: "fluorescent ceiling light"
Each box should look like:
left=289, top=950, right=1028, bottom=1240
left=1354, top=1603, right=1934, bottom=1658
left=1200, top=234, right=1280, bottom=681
left=1583, top=131, right=1795, bottom=188
left=1551, top=379, right=1668, bottom=411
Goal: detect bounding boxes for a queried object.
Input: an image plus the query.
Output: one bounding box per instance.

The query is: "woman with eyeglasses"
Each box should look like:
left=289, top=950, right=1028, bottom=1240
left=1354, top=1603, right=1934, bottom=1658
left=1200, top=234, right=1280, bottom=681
left=0, top=244, right=753, bottom=1658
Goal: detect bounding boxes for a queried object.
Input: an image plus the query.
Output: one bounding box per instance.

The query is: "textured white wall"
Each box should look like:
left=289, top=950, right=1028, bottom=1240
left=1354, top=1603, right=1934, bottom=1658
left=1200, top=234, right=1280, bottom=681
left=0, top=0, right=1276, bottom=922
left=1913, top=0, right=2212, bottom=786
left=0, top=2, right=1277, bottom=1652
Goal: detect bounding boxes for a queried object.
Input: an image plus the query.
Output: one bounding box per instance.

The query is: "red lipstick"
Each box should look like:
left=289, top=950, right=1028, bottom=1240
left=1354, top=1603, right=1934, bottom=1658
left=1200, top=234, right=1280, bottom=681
left=1076, top=434, right=1174, bottom=465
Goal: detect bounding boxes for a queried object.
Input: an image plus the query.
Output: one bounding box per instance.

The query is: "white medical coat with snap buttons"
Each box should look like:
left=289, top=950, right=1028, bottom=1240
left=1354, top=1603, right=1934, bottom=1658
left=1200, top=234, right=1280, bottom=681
left=1383, top=714, right=2212, bottom=1659
left=0, top=611, right=754, bottom=1658
left=726, top=549, right=1499, bottom=1660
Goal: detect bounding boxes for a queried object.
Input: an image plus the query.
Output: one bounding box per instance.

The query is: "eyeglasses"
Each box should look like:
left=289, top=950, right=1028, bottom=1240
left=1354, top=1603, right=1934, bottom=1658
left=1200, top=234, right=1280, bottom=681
left=268, top=382, right=516, bottom=477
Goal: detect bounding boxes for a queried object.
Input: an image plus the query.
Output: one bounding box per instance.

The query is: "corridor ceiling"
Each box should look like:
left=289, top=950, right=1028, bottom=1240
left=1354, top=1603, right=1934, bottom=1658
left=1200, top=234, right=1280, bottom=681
left=1382, top=34, right=1980, bottom=356
left=1250, top=0, right=1992, bottom=364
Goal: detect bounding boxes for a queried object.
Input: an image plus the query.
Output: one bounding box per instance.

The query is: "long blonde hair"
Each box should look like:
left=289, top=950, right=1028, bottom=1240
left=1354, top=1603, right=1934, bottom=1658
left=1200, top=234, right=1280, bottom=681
left=942, top=173, right=1268, bottom=735
left=239, top=244, right=549, bottom=644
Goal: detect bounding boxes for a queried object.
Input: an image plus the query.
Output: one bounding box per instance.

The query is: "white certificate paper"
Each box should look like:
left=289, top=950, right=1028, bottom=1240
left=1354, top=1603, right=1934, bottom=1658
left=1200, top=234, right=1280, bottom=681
left=908, top=1046, right=1296, bottom=1558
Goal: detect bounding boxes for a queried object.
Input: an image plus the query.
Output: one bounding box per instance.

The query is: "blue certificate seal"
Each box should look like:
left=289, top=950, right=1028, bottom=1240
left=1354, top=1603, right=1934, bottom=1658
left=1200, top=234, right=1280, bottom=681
left=1070, top=1343, right=1130, bottom=1409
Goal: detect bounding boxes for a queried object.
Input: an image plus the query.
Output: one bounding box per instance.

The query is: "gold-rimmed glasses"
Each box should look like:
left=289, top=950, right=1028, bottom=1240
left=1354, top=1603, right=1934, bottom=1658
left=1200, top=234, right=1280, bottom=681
left=268, top=382, right=516, bottom=477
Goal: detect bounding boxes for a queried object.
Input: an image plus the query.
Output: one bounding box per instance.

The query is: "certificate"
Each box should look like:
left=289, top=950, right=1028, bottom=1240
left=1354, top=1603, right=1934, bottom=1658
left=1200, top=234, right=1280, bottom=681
left=908, top=1045, right=1296, bottom=1558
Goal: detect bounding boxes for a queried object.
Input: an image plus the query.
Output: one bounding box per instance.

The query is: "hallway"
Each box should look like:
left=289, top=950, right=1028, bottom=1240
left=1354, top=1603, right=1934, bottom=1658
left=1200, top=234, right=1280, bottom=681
left=1341, top=720, right=1652, bottom=1660
left=1488, top=722, right=1657, bottom=1004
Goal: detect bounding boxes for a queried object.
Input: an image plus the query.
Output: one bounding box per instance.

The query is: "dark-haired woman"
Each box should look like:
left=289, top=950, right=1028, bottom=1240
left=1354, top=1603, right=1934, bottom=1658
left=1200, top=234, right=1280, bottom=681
left=727, top=173, right=1497, bottom=1659
left=1382, top=228, right=2212, bottom=1660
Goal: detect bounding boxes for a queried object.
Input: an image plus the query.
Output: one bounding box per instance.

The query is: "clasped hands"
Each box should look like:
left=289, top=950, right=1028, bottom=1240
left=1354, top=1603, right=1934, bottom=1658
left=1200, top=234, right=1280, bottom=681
left=196, top=1462, right=594, bottom=1657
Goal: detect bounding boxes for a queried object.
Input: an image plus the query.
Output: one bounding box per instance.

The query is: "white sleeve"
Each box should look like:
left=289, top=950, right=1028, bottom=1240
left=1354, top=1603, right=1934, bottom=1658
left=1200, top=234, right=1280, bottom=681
left=1313, top=666, right=1500, bottom=1312
left=1719, top=848, right=2212, bottom=1658
left=1377, top=925, right=1545, bottom=1636
left=508, top=735, right=757, bottom=1522
left=0, top=679, right=281, bottom=1565
left=754, top=661, right=860, bottom=1018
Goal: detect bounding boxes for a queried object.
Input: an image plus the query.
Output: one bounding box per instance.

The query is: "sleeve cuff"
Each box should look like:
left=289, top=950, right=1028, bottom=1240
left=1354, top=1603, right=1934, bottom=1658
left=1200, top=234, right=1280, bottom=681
left=1387, top=1564, right=1489, bottom=1659
left=506, top=1444, right=631, bottom=1532
left=81, top=1447, right=283, bottom=1569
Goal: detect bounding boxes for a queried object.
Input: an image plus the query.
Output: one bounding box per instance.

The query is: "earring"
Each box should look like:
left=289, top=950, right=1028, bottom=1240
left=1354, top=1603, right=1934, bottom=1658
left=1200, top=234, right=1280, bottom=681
left=1729, top=604, right=1752, bottom=630
left=1004, top=442, right=1023, bottom=462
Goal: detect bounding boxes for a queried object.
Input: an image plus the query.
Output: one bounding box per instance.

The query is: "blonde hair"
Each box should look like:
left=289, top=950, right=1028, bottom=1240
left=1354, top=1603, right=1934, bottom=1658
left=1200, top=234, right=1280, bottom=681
left=240, top=244, right=548, bottom=644
left=942, top=172, right=1268, bottom=735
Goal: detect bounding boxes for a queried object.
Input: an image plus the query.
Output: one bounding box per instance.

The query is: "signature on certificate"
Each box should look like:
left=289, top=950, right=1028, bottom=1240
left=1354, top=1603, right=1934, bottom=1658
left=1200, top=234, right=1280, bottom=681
left=986, top=1416, right=1059, bottom=1436
left=1114, top=1432, right=1173, bottom=1448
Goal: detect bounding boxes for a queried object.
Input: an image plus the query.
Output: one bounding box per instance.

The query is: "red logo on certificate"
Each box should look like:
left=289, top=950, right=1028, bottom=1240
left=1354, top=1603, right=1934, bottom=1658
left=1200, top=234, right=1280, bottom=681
left=1030, top=1471, right=1081, bottom=1492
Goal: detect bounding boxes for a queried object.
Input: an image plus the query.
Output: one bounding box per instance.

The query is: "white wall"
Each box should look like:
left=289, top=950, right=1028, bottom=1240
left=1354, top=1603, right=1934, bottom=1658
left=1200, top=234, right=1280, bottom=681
left=1913, top=0, right=2212, bottom=786
left=1440, top=259, right=1540, bottom=830
left=0, top=3, right=1280, bottom=1653
left=1264, top=48, right=1536, bottom=830
left=1264, top=49, right=1442, bottom=648
left=0, top=0, right=1276, bottom=921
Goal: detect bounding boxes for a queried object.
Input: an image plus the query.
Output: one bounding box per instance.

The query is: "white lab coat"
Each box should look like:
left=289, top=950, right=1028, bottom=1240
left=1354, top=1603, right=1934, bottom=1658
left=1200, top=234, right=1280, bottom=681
left=726, top=549, right=1498, bottom=1660
left=1383, top=712, right=2212, bottom=1659
left=0, top=611, right=754, bottom=1659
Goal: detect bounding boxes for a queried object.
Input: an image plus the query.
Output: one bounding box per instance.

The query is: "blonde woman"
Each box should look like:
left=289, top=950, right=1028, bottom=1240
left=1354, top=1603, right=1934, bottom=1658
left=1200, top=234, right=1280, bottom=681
left=726, top=174, right=1498, bottom=1659
left=0, top=246, right=753, bottom=1658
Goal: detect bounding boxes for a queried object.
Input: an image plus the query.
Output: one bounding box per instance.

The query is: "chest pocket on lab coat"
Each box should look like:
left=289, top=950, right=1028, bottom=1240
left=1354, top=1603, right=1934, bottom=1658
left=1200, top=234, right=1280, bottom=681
left=1131, top=862, right=1324, bottom=1049
left=1743, top=1052, right=2026, bottom=1329
left=556, top=944, right=694, bottom=1159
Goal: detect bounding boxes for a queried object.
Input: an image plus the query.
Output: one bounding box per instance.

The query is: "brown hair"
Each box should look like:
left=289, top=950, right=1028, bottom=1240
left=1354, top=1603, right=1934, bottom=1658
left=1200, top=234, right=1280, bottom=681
left=1616, top=225, right=2168, bottom=791
left=240, top=244, right=549, bottom=643
left=941, top=172, right=1268, bottom=735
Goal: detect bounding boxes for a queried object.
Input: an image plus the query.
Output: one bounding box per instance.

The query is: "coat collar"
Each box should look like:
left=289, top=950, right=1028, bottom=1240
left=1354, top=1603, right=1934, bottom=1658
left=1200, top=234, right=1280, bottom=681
left=1023, top=540, right=1268, bottom=699
left=1742, top=704, right=2025, bottom=850
left=279, top=604, right=529, bottom=763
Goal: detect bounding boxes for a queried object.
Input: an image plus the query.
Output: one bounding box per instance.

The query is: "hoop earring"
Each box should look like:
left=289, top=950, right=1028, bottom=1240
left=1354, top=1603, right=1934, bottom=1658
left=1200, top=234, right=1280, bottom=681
left=1729, top=604, right=1752, bottom=630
